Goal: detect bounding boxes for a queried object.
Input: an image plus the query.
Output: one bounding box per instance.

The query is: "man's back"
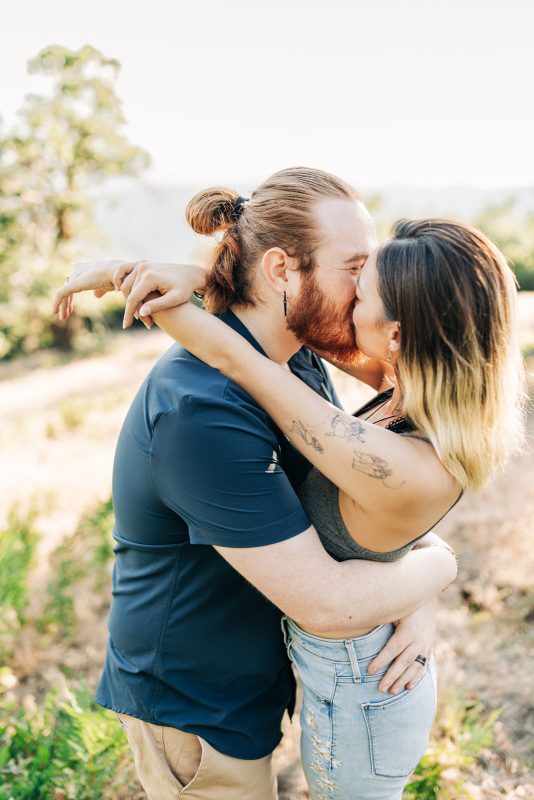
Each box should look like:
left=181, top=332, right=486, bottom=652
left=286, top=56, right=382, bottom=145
left=96, top=311, right=339, bottom=759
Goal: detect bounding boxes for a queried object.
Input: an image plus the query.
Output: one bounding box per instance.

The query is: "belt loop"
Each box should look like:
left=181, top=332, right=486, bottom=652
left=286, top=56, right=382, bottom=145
left=344, top=639, right=362, bottom=682
left=281, top=616, right=292, bottom=649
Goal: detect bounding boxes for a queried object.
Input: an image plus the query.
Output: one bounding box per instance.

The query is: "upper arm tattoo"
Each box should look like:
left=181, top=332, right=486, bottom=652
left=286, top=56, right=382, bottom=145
left=326, top=413, right=366, bottom=443
left=351, top=451, right=393, bottom=480
left=290, top=419, right=325, bottom=453
left=289, top=412, right=403, bottom=489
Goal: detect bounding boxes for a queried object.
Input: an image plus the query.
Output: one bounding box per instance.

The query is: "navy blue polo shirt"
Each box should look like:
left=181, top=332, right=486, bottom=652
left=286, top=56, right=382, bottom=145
left=96, top=310, right=340, bottom=759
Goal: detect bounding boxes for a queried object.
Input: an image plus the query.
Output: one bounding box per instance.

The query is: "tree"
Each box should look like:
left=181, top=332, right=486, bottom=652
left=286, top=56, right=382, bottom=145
left=0, top=45, right=150, bottom=358
left=475, top=198, right=534, bottom=291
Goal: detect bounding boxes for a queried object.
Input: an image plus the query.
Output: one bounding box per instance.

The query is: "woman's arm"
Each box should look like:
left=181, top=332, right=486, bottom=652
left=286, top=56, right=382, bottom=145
left=150, top=302, right=444, bottom=517
left=52, top=260, right=206, bottom=324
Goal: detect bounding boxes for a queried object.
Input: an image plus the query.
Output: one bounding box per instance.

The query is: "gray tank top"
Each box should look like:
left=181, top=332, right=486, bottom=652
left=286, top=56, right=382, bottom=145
left=297, top=389, right=462, bottom=562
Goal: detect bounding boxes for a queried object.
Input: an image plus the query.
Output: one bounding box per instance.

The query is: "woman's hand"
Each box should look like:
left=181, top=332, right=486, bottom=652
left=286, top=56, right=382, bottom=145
left=366, top=597, right=437, bottom=693
left=52, top=259, right=124, bottom=321
left=52, top=260, right=207, bottom=329
left=118, top=262, right=207, bottom=329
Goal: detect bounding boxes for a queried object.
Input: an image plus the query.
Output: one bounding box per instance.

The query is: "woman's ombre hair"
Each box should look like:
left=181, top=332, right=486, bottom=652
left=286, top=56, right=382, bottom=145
left=377, top=219, right=525, bottom=490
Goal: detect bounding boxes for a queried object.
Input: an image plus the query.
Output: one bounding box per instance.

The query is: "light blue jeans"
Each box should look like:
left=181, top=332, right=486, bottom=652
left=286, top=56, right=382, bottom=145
left=282, top=617, right=437, bottom=800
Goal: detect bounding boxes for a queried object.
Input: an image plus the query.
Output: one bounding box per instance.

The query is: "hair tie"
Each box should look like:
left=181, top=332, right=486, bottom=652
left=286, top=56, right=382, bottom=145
left=232, top=195, right=249, bottom=221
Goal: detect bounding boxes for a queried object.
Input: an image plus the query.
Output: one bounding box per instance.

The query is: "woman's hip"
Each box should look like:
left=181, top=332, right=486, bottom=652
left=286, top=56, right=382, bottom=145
left=282, top=616, right=438, bottom=799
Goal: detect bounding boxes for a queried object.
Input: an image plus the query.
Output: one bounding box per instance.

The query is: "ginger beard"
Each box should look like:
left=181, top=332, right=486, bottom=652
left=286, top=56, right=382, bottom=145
left=286, top=269, right=360, bottom=363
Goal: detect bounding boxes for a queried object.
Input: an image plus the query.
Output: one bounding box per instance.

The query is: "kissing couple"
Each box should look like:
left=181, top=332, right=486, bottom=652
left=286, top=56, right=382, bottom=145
left=54, top=167, right=524, bottom=800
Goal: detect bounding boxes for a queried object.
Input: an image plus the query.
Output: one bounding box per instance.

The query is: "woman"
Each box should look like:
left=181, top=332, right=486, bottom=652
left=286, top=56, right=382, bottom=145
left=54, top=176, right=524, bottom=800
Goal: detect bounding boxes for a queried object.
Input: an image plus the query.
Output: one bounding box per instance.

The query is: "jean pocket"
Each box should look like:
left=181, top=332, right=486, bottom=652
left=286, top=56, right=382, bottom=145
left=361, top=664, right=436, bottom=778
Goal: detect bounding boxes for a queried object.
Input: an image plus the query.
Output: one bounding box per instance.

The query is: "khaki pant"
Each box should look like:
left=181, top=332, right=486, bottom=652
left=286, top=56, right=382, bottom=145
left=116, top=713, right=278, bottom=800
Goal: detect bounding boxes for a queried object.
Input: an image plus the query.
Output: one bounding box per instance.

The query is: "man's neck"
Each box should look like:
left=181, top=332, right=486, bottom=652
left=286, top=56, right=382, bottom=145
left=231, top=304, right=302, bottom=365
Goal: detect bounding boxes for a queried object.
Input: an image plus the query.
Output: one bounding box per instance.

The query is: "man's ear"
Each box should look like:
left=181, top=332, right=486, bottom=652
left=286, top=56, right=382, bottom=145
left=261, top=247, right=291, bottom=292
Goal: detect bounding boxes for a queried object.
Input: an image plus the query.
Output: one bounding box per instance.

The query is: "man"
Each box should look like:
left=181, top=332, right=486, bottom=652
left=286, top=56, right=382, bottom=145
left=53, top=167, right=457, bottom=800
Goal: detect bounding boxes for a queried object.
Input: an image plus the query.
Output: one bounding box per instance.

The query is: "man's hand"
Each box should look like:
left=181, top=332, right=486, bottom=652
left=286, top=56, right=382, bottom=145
left=366, top=598, right=437, bottom=694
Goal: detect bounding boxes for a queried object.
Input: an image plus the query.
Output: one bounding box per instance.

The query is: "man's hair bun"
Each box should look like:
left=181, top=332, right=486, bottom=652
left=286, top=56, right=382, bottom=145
left=186, top=187, right=241, bottom=235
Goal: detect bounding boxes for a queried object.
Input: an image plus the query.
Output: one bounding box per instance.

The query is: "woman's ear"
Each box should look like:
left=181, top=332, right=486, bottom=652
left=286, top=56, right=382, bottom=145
left=389, top=322, right=401, bottom=351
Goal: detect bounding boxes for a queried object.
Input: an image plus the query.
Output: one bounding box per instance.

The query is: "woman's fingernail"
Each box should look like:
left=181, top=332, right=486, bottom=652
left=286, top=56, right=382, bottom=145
left=140, top=304, right=150, bottom=316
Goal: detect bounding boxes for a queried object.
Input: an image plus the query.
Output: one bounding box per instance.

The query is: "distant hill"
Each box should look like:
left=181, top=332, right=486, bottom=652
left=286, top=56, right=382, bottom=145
left=90, top=181, right=534, bottom=261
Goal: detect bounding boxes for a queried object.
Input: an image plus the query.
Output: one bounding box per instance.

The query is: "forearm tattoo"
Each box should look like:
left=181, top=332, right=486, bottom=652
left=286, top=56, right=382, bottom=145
left=290, top=419, right=325, bottom=453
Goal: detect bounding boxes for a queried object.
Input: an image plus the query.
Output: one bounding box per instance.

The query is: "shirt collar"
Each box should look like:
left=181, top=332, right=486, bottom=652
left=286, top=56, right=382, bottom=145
left=218, top=310, right=269, bottom=358
left=219, top=309, right=328, bottom=394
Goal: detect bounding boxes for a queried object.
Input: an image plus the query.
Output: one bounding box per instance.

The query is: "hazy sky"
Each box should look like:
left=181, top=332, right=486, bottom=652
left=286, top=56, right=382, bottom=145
left=2, top=0, right=533, bottom=189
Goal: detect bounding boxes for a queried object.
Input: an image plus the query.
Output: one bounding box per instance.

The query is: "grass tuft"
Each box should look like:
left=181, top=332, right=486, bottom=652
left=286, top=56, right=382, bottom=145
left=404, top=691, right=501, bottom=799
left=0, top=510, right=40, bottom=658
left=38, top=498, right=115, bottom=639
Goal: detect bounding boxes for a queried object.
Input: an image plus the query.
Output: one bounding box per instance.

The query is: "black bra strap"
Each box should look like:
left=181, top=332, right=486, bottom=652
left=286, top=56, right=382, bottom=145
left=353, top=388, right=394, bottom=418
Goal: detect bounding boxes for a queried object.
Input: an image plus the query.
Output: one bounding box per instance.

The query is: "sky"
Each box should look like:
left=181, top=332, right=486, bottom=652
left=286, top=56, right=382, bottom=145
left=2, top=0, right=533, bottom=190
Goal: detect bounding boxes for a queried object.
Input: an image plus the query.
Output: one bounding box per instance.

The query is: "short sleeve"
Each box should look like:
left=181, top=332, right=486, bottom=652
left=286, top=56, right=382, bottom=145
left=149, top=391, right=311, bottom=547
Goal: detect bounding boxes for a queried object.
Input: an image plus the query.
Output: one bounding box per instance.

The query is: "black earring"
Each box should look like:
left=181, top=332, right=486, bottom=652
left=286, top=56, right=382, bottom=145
left=283, top=290, right=288, bottom=317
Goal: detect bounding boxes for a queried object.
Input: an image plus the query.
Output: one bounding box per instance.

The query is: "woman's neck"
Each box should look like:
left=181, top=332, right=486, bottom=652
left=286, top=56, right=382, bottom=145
left=389, top=382, right=404, bottom=415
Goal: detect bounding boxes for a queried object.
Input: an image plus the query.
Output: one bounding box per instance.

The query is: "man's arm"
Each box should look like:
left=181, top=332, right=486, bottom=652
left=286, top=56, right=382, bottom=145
left=215, top=527, right=456, bottom=638
left=314, top=351, right=395, bottom=392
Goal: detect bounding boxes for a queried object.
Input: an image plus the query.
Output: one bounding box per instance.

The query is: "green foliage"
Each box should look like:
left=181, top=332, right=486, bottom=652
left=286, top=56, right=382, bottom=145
left=0, top=510, right=39, bottom=656
left=39, top=498, right=114, bottom=639
left=0, top=500, right=133, bottom=797
left=87, top=498, right=115, bottom=567
left=475, top=199, right=534, bottom=290
left=404, top=691, right=501, bottom=799
left=0, top=687, right=130, bottom=799
left=0, top=44, right=149, bottom=359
